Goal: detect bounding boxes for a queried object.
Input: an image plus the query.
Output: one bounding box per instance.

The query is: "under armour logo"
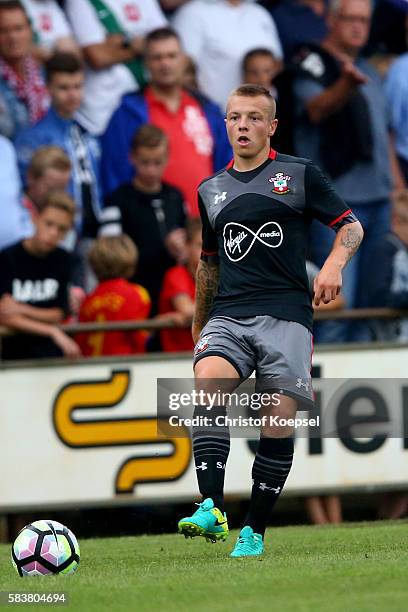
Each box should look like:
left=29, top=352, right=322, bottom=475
left=214, top=191, right=227, bottom=204
left=196, top=462, right=208, bottom=471
left=259, top=483, right=281, bottom=493
left=296, top=378, right=309, bottom=391
left=224, top=222, right=283, bottom=262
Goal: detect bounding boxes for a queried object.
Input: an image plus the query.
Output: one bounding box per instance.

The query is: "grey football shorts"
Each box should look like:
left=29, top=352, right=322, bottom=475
left=193, top=315, right=314, bottom=408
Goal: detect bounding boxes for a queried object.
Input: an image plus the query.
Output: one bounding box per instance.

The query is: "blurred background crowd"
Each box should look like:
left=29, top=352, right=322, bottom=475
left=1, top=0, right=408, bottom=360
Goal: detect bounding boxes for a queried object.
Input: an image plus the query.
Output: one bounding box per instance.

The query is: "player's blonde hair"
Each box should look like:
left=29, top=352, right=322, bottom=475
left=228, top=84, right=276, bottom=119
left=88, top=234, right=138, bottom=281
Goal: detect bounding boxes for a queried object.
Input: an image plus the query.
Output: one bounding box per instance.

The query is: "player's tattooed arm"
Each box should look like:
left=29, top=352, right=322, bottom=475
left=314, top=221, right=364, bottom=306
left=192, top=260, right=219, bottom=344
left=338, top=222, right=364, bottom=265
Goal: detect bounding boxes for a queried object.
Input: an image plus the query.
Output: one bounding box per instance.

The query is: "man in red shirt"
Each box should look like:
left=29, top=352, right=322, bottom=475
left=100, top=27, right=231, bottom=216
left=77, top=234, right=150, bottom=356
left=158, top=217, right=201, bottom=351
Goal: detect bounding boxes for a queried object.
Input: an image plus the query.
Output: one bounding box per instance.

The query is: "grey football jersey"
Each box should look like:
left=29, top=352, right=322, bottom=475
left=198, top=151, right=357, bottom=331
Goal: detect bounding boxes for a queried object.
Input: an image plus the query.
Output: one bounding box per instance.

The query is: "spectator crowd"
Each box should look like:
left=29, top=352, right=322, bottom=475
left=1, top=0, right=408, bottom=360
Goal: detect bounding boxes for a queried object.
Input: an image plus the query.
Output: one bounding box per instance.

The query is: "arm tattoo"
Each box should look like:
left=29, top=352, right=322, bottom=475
left=193, top=260, right=220, bottom=329
left=339, top=224, right=363, bottom=264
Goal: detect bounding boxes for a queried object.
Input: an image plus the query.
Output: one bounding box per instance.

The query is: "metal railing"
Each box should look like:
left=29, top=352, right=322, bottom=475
left=0, top=307, right=407, bottom=336
left=0, top=307, right=407, bottom=359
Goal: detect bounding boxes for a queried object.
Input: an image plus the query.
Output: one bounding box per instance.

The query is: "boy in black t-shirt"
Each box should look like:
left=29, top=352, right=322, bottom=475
left=101, top=124, right=186, bottom=314
left=0, top=191, right=80, bottom=360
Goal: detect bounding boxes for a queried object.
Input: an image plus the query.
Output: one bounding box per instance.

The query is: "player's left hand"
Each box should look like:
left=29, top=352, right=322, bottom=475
left=313, top=264, right=342, bottom=306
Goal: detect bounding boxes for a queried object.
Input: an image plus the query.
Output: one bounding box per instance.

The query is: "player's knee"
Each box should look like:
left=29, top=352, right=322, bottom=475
left=194, top=356, right=240, bottom=380
left=194, top=360, right=217, bottom=380
left=194, top=357, right=240, bottom=397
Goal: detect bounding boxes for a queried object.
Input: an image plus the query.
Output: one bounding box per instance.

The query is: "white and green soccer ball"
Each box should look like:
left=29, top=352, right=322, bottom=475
left=11, top=520, right=80, bottom=577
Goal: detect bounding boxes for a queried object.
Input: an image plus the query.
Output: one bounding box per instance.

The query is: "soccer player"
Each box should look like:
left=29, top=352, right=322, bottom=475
left=177, top=84, right=363, bottom=557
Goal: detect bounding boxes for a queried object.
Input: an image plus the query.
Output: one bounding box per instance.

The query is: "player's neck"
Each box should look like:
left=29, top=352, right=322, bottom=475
left=232, top=147, right=271, bottom=172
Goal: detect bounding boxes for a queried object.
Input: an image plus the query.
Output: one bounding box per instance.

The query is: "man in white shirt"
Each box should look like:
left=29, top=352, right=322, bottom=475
left=172, top=0, right=282, bottom=109
left=21, top=0, right=79, bottom=60
left=65, top=0, right=167, bottom=134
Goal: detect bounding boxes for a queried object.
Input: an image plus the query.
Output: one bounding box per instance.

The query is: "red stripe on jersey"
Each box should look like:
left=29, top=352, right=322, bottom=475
left=328, top=209, right=352, bottom=227
left=226, top=149, right=277, bottom=169
left=201, top=249, right=218, bottom=256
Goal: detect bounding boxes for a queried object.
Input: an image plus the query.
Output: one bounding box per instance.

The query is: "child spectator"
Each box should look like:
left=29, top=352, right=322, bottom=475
left=242, top=48, right=280, bottom=97
left=101, top=124, right=187, bottom=314
left=0, top=190, right=80, bottom=360
left=158, top=217, right=201, bottom=352
left=76, top=234, right=151, bottom=357
left=22, top=144, right=88, bottom=297
left=16, top=52, right=102, bottom=243
left=23, top=145, right=71, bottom=218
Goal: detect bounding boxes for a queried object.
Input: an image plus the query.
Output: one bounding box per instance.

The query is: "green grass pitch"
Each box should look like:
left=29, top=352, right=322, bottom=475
left=1, top=521, right=407, bottom=612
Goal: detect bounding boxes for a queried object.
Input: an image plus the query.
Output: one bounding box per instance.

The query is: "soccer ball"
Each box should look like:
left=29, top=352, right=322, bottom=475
left=11, top=520, right=80, bottom=577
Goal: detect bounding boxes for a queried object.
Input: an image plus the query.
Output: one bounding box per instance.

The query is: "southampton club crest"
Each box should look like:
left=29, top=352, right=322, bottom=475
left=195, top=334, right=212, bottom=355
left=269, top=172, right=291, bottom=194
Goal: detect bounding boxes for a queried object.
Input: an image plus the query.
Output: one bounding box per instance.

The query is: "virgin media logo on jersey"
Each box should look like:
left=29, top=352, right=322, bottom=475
left=226, top=230, right=247, bottom=254
left=223, top=222, right=283, bottom=262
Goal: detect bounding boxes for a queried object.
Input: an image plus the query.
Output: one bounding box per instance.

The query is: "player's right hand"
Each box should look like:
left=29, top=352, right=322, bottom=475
left=313, top=264, right=342, bottom=306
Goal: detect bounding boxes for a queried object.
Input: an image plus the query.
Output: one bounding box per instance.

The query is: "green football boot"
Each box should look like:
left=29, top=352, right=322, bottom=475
left=178, top=498, right=229, bottom=543
left=230, top=526, right=264, bottom=558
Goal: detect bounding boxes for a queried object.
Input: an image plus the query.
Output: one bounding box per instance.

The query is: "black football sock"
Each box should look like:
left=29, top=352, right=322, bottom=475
left=244, top=436, right=294, bottom=537
left=192, top=405, right=230, bottom=513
